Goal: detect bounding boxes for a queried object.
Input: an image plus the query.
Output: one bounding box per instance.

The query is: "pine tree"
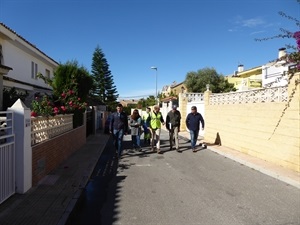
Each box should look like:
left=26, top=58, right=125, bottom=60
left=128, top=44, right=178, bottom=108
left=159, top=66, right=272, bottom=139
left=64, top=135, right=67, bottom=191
left=91, top=46, right=118, bottom=107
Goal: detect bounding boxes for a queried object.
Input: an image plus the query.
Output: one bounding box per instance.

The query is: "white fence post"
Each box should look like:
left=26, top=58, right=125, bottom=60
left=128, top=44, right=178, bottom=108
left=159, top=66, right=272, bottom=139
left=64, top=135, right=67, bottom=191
left=8, top=99, right=32, bottom=193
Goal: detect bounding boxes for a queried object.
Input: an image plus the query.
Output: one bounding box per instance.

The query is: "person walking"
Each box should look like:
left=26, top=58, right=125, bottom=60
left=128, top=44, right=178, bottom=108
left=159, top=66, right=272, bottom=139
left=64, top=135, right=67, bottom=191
left=166, top=104, right=181, bottom=152
left=147, top=105, right=165, bottom=154
left=129, top=109, right=142, bottom=151
left=142, top=107, right=151, bottom=146
left=109, top=104, right=128, bottom=158
left=185, top=106, right=205, bottom=152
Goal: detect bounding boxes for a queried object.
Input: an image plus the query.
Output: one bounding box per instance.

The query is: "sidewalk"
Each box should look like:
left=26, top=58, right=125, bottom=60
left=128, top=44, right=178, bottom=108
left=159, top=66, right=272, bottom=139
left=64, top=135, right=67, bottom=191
left=178, top=130, right=300, bottom=189
left=0, top=131, right=111, bottom=225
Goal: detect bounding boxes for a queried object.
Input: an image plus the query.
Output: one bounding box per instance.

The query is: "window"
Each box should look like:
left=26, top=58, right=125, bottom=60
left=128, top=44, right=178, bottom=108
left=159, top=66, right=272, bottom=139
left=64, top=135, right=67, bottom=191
left=31, top=61, right=38, bottom=79
left=45, top=69, right=50, bottom=79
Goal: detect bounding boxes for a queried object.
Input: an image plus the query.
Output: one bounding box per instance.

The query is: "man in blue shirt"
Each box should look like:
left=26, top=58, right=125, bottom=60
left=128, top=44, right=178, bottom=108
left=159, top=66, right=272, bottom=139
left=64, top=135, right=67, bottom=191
left=185, top=106, right=205, bottom=152
left=110, top=104, right=128, bottom=158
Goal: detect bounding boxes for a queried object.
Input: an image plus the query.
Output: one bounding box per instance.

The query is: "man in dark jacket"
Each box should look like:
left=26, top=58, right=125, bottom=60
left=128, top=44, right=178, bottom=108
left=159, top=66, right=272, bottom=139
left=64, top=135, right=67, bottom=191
left=166, top=104, right=181, bottom=152
left=110, top=104, right=128, bottom=157
left=185, top=106, right=205, bottom=152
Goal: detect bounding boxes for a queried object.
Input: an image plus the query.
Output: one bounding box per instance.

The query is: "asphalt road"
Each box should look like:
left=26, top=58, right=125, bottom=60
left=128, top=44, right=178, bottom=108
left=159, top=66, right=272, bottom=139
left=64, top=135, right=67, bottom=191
left=68, top=129, right=300, bottom=225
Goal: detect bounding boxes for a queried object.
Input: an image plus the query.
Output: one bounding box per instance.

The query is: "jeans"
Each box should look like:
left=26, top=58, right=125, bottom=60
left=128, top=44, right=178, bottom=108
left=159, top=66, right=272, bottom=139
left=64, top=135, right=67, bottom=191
left=113, top=129, right=124, bottom=156
left=131, top=135, right=141, bottom=148
left=189, top=130, right=199, bottom=149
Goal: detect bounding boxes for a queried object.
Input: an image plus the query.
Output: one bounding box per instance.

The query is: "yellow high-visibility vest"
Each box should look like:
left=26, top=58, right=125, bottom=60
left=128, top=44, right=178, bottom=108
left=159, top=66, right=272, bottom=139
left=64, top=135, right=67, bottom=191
left=150, top=112, right=162, bottom=129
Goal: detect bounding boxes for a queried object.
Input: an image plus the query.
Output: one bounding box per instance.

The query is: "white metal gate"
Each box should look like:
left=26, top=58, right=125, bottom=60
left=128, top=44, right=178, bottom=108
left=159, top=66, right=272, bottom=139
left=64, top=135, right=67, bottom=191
left=0, top=111, right=15, bottom=204
left=185, top=93, right=205, bottom=137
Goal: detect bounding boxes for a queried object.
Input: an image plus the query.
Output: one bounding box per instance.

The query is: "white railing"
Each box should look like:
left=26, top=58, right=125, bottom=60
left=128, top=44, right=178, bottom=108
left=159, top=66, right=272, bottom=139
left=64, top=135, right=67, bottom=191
left=209, top=86, right=288, bottom=105
left=31, top=114, right=73, bottom=146
left=184, top=93, right=204, bottom=102
left=0, top=111, right=15, bottom=204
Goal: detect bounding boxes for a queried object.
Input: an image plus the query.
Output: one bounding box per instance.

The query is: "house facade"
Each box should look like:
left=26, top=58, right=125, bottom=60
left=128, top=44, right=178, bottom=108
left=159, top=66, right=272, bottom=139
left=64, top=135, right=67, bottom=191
left=226, top=64, right=262, bottom=91
left=262, top=48, right=293, bottom=87
left=119, top=99, right=139, bottom=108
left=0, top=23, right=59, bottom=109
left=161, top=81, right=186, bottom=98
left=225, top=48, right=294, bottom=91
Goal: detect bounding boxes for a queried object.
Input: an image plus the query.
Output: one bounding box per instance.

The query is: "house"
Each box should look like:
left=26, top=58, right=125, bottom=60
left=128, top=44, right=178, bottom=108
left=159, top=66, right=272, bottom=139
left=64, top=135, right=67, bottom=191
left=0, top=22, right=59, bottom=110
left=262, top=48, right=294, bottom=87
left=119, top=99, right=139, bottom=107
left=226, top=48, right=295, bottom=91
left=161, top=81, right=186, bottom=98
left=160, top=81, right=186, bottom=119
left=225, top=64, right=262, bottom=91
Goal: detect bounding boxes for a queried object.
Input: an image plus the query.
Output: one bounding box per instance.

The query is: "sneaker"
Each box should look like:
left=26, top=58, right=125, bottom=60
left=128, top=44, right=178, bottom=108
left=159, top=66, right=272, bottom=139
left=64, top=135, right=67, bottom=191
left=176, top=149, right=182, bottom=153
left=157, top=149, right=161, bottom=154
left=192, top=148, right=197, bottom=152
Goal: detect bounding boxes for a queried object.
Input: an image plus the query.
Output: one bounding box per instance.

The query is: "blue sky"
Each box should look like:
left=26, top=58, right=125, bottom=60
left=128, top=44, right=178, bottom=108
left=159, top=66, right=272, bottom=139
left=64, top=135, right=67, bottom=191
left=0, top=0, right=299, bottom=99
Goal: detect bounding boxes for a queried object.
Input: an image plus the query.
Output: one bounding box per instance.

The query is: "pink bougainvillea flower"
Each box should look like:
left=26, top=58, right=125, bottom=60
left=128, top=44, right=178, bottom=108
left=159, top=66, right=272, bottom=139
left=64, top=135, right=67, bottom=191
left=61, top=93, right=66, bottom=98
left=61, top=106, right=66, bottom=111
left=68, top=90, right=74, bottom=95
left=293, top=31, right=300, bottom=40
left=78, top=97, right=81, bottom=101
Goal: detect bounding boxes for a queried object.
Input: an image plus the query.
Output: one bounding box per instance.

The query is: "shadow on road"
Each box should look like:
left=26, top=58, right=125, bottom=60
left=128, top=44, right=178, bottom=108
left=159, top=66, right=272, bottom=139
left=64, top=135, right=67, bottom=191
left=66, top=136, right=131, bottom=225
left=66, top=133, right=205, bottom=225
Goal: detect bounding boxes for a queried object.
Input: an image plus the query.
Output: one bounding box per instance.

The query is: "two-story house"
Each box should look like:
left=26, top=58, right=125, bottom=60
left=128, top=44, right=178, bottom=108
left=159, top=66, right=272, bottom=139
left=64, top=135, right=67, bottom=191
left=161, top=81, right=186, bottom=98
left=226, top=64, right=262, bottom=91
left=226, top=48, right=295, bottom=91
left=0, top=23, right=59, bottom=110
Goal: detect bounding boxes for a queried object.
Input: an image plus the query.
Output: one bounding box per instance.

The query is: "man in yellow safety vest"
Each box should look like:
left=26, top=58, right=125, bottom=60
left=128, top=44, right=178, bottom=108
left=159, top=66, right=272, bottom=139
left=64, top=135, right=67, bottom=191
left=147, top=105, right=165, bottom=153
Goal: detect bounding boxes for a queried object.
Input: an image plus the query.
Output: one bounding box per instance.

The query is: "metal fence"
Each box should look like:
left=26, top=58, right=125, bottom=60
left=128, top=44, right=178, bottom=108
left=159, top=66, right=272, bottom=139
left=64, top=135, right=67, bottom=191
left=0, top=111, right=15, bottom=204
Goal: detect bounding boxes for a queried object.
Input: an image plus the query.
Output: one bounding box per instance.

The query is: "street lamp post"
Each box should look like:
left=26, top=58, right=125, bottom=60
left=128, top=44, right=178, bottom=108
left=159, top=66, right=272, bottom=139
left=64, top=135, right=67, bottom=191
left=150, top=66, right=158, bottom=104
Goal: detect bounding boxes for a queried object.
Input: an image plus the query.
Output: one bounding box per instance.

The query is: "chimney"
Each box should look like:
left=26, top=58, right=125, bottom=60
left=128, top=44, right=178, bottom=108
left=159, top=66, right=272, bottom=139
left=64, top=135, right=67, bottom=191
left=278, top=48, right=287, bottom=59
left=238, top=64, right=244, bottom=72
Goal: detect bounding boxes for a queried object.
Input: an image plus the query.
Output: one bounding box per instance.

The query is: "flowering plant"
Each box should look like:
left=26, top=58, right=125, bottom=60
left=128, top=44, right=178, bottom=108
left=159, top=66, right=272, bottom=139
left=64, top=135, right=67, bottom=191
left=31, top=95, right=54, bottom=117
left=289, top=31, right=300, bottom=71
left=31, top=78, right=87, bottom=117
left=57, top=82, right=87, bottom=115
